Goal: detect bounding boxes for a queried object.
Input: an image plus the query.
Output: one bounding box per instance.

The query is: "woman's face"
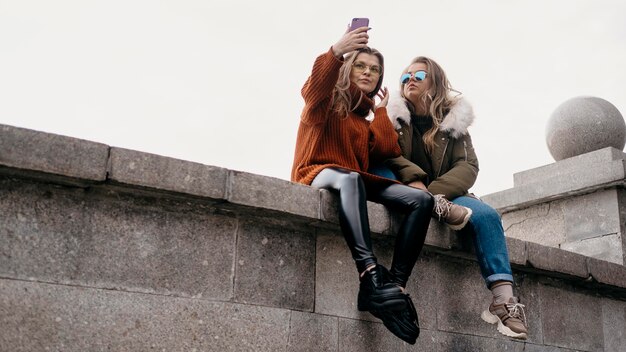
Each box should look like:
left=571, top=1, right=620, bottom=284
left=350, top=53, right=382, bottom=95
left=402, top=62, right=431, bottom=103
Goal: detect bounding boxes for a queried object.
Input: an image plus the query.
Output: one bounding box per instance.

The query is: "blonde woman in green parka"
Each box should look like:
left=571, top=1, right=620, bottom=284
left=379, top=56, right=529, bottom=340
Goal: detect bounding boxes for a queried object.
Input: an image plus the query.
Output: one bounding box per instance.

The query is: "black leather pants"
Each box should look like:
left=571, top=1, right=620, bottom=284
left=312, top=168, right=434, bottom=286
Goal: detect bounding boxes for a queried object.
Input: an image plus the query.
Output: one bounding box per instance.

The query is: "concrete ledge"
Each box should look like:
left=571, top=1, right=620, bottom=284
left=109, top=147, right=228, bottom=200
left=513, top=147, right=625, bottom=186
left=482, top=147, right=626, bottom=212
left=3, top=123, right=626, bottom=351
left=0, top=124, right=109, bottom=182
left=1, top=123, right=625, bottom=294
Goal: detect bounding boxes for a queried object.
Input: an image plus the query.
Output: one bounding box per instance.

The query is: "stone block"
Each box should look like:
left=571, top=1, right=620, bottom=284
left=501, top=202, right=566, bottom=247
left=602, top=298, right=626, bottom=352
left=433, top=256, right=495, bottom=337
left=80, top=195, right=238, bottom=299
left=433, top=257, right=544, bottom=344
left=319, top=189, right=338, bottom=222
left=539, top=284, right=604, bottom=351
left=234, top=219, right=315, bottom=311
left=561, top=189, right=621, bottom=242
left=522, top=345, right=580, bottom=352
left=315, top=230, right=368, bottom=320
left=562, top=234, right=623, bottom=265
left=506, top=237, right=528, bottom=266
left=424, top=220, right=457, bottom=250
left=108, top=147, right=228, bottom=200
left=319, top=189, right=392, bottom=235
left=0, top=178, right=88, bottom=281
left=0, top=178, right=238, bottom=300
left=482, top=158, right=626, bottom=212
left=512, top=147, right=624, bottom=187
left=337, top=317, right=407, bottom=351
left=366, top=201, right=393, bottom=235
left=526, top=242, right=588, bottom=279
left=0, top=124, right=108, bottom=181
left=287, top=311, right=338, bottom=352
left=431, top=330, right=525, bottom=352
left=587, top=257, right=626, bottom=288
left=512, top=273, right=544, bottom=344
left=228, top=170, right=319, bottom=220
left=0, top=280, right=290, bottom=352
left=315, top=230, right=438, bottom=330
left=403, top=253, right=440, bottom=331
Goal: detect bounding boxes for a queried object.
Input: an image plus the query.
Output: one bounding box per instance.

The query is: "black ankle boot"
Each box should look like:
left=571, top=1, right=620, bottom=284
left=357, top=265, right=407, bottom=312
left=370, top=266, right=420, bottom=344
left=373, top=295, right=420, bottom=344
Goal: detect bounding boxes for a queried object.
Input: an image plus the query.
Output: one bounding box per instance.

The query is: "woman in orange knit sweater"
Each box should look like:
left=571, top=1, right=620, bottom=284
left=291, top=26, right=433, bottom=344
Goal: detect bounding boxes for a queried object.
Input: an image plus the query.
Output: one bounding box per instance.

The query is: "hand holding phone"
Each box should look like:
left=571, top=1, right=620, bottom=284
left=332, top=18, right=371, bottom=58
left=349, top=18, right=369, bottom=31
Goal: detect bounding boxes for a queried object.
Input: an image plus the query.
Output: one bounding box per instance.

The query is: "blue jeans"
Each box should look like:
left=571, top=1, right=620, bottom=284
left=368, top=164, right=514, bottom=288
left=453, top=196, right=513, bottom=288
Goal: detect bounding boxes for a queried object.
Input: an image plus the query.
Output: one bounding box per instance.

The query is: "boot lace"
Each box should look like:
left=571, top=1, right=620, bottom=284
left=433, top=194, right=452, bottom=221
left=506, top=302, right=528, bottom=325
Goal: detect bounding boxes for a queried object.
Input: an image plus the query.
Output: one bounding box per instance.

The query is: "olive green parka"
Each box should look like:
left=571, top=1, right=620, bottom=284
left=384, top=94, right=479, bottom=200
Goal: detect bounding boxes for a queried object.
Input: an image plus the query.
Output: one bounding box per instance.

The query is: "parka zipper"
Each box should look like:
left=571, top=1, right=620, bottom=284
left=463, top=140, right=468, bottom=161
left=436, top=138, right=449, bottom=178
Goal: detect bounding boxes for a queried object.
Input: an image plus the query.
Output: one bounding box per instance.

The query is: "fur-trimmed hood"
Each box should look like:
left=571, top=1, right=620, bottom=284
left=386, top=92, right=475, bottom=139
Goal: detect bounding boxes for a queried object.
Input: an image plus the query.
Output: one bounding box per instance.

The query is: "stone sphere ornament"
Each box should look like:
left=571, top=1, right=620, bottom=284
left=545, top=96, right=625, bottom=161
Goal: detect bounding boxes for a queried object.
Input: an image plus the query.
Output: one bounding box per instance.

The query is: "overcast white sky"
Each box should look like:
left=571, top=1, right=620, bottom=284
left=1, top=0, right=625, bottom=196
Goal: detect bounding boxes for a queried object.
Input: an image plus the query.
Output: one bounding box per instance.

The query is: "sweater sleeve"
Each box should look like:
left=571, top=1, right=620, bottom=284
left=368, top=107, right=401, bottom=163
left=300, top=48, right=344, bottom=125
left=384, top=156, right=429, bottom=184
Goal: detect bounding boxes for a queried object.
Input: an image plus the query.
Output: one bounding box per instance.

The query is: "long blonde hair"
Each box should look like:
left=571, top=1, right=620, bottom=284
left=400, top=56, right=460, bottom=153
left=332, top=47, right=384, bottom=118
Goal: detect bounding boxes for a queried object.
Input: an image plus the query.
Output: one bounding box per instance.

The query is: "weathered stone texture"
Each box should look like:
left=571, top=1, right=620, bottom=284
left=0, top=177, right=238, bottom=300
left=0, top=124, right=108, bottom=181
left=527, top=242, right=588, bottom=279
left=502, top=202, right=566, bottom=247
left=287, top=311, right=338, bottom=352
left=234, top=220, right=315, bottom=311
left=3, top=123, right=626, bottom=352
left=0, top=280, right=290, bottom=352
left=602, top=298, right=626, bottom=352
left=228, top=170, right=319, bottom=219
left=540, top=285, right=604, bottom=351
left=109, top=147, right=228, bottom=200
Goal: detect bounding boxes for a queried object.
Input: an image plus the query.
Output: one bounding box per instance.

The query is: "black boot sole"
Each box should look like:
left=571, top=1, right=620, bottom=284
left=372, top=295, right=420, bottom=344
left=357, top=290, right=408, bottom=312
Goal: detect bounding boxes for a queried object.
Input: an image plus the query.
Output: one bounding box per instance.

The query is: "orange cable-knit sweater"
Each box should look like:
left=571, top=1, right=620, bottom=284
left=291, top=48, right=401, bottom=192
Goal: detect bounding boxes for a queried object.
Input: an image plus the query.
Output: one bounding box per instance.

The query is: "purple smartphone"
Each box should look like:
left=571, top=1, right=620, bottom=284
left=349, top=18, right=369, bottom=31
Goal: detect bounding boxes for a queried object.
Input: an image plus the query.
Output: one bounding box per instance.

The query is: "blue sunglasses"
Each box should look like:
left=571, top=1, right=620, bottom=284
left=400, top=71, right=427, bottom=84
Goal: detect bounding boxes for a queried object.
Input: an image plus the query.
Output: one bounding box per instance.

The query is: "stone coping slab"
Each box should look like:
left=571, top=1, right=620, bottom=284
left=2, top=123, right=626, bottom=292
left=0, top=124, right=109, bottom=182
left=482, top=147, right=626, bottom=212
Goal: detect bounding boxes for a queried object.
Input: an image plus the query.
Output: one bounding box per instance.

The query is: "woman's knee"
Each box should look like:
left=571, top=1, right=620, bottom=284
left=470, top=202, right=501, bottom=223
left=408, top=188, right=434, bottom=210
left=337, top=171, right=363, bottom=191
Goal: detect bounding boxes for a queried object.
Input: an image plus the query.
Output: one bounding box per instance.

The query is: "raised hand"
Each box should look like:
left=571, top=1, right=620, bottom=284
left=375, top=87, right=389, bottom=109
left=331, top=26, right=370, bottom=58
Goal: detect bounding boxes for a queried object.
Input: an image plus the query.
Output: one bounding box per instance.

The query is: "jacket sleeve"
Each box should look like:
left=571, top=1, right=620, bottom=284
left=384, top=156, right=428, bottom=184
left=368, top=107, right=401, bottom=162
left=300, top=48, right=344, bottom=125
left=427, top=133, right=479, bottom=199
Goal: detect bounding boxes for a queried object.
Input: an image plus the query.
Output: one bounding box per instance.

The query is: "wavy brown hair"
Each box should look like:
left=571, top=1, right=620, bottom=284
left=399, top=56, right=460, bottom=153
left=332, top=47, right=384, bottom=118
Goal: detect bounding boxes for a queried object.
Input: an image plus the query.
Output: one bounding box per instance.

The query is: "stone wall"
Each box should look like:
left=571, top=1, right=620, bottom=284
left=482, top=147, right=626, bottom=265
left=1, top=124, right=626, bottom=351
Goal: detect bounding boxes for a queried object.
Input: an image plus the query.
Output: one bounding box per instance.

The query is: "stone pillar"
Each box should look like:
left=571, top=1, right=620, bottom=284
left=482, top=96, right=626, bottom=265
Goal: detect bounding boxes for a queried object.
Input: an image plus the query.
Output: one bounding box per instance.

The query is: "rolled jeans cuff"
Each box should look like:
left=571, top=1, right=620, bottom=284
left=485, top=273, right=514, bottom=288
